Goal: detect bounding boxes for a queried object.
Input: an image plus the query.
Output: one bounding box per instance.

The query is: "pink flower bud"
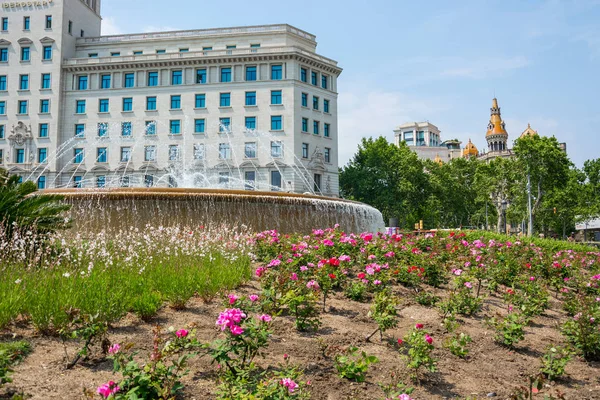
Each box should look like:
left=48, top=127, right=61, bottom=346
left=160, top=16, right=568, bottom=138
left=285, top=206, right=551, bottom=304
left=176, top=329, right=189, bottom=338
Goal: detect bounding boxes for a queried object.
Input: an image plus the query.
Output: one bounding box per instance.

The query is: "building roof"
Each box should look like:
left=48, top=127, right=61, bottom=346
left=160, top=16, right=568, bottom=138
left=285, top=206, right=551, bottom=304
left=486, top=98, right=508, bottom=137
left=395, top=122, right=440, bottom=131
left=520, top=123, right=538, bottom=138
left=463, top=138, right=479, bottom=157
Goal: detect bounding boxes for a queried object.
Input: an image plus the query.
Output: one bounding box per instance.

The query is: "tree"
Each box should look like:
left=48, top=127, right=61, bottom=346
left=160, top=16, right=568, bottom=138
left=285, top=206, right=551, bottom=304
left=0, top=173, right=71, bottom=238
left=339, top=137, right=429, bottom=228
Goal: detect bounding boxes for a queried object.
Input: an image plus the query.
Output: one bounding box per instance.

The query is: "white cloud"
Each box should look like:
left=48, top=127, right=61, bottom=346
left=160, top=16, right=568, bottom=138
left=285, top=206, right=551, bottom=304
left=101, top=16, right=122, bottom=36
left=439, top=56, right=531, bottom=79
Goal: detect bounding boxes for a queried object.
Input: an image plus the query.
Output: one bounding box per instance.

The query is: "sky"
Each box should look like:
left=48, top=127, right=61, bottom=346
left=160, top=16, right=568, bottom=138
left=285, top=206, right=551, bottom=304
left=100, top=0, right=600, bottom=168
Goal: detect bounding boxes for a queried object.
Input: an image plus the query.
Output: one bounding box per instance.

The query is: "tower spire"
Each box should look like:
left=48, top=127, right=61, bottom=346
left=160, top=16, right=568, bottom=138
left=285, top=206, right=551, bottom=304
left=485, top=98, right=508, bottom=153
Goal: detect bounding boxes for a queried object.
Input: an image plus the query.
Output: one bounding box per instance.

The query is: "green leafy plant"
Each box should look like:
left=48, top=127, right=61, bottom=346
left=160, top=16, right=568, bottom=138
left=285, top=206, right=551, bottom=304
left=444, top=332, right=472, bottom=359
left=561, top=293, right=600, bottom=361
left=440, top=285, right=483, bottom=317
left=334, top=346, right=379, bottom=382
left=345, top=282, right=367, bottom=302
left=377, top=370, right=414, bottom=399
left=59, top=312, right=109, bottom=370
left=490, top=312, right=529, bottom=348
left=540, top=345, right=572, bottom=381
left=366, top=288, right=399, bottom=341
left=282, top=289, right=321, bottom=332
left=402, top=324, right=437, bottom=380
left=415, top=291, right=439, bottom=307
left=0, top=341, right=32, bottom=387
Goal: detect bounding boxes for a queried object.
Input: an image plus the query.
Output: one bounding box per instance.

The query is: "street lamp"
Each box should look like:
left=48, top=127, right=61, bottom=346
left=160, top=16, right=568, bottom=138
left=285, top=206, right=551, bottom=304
left=501, top=200, right=508, bottom=235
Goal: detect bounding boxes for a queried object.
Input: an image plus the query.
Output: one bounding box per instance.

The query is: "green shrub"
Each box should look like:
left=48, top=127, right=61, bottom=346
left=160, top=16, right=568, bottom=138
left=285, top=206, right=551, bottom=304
left=540, top=345, right=572, bottom=381
left=334, top=346, right=379, bottom=382
left=0, top=340, right=32, bottom=387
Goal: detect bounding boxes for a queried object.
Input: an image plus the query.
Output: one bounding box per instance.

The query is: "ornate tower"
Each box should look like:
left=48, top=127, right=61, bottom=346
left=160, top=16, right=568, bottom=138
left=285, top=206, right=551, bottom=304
left=486, top=98, right=508, bottom=152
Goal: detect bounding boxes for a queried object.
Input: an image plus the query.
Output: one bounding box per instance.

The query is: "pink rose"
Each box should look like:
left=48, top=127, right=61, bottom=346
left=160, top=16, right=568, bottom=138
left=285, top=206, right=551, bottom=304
left=415, top=323, right=424, bottom=329
left=176, top=329, right=189, bottom=338
left=230, top=325, right=244, bottom=335
left=97, top=381, right=120, bottom=398
left=228, top=294, right=239, bottom=305
left=108, top=343, right=120, bottom=355
left=259, top=314, right=272, bottom=322
left=425, top=334, right=433, bottom=344
left=249, top=294, right=259, bottom=302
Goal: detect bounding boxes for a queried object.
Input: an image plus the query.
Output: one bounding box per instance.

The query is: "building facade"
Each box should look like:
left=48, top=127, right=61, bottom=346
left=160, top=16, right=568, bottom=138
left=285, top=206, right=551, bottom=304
left=394, top=122, right=462, bottom=162
left=0, top=0, right=342, bottom=196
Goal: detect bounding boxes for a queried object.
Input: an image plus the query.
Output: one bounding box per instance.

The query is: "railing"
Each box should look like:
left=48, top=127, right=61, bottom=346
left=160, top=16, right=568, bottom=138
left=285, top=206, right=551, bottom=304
left=63, top=46, right=339, bottom=67
left=77, top=24, right=316, bottom=44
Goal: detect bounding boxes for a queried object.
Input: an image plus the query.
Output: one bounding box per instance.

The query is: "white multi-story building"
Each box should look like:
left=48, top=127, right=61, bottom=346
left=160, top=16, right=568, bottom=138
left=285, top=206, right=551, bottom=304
left=0, top=0, right=342, bottom=196
left=394, top=122, right=462, bottom=162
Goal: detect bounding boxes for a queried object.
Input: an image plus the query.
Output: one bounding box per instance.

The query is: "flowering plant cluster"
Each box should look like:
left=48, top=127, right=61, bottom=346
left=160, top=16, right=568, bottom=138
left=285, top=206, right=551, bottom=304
left=401, top=323, right=437, bottom=380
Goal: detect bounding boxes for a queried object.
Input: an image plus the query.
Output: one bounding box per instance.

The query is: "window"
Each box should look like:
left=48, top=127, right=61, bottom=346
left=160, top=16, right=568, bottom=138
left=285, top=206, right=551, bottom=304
left=244, top=171, right=256, bottom=190
left=15, top=149, right=25, bottom=164
left=170, top=120, right=181, bottom=134
left=19, top=74, right=29, bottom=90
left=271, top=171, right=282, bottom=190
left=38, top=148, right=47, bottom=163
left=39, top=123, right=48, bottom=138
left=18, top=100, right=28, bottom=114
left=156, top=49, right=166, bottom=54
left=0, top=101, right=5, bottom=115
left=76, top=100, right=86, bottom=114
left=313, top=96, right=319, bottom=110
left=219, top=172, right=230, bottom=187
left=0, top=125, right=3, bottom=139
left=88, top=53, right=98, bottom=58
left=271, top=141, right=282, bottom=158
left=170, top=95, right=181, bottom=109
left=168, top=145, right=179, bottom=161
left=271, top=116, right=282, bottom=131
left=78, top=75, right=88, bottom=90
left=21, top=47, right=30, bottom=61
left=144, top=146, right=156, bottom=162
left=75, top=124, right=85, bottom=137
left=300, top=67, right=307, bottom=82
left=203, top=46, right=213, bottom=52
left=193, top=144, right=205, bottom=160
left=133, top=51, right=143, bottom=55
left=37, top=176, right=46, bottom=189
left=313, top=121, right=320, bottom=135
left=321, top=75, right=328, bottom=89
left=0, top=49, right=8, bottom=62
left=97, top=148, right=107, bottom=163
left=146, top=96, right=156, bottom=111
left=271, top=90, right=282, bottom=105
left=179, top=48, right=189, bottom=52
left=194, top=119, right=205, bottom=133
left=226, top=45, right=236, bottom=50
left=220, top=67, right=232, bottom=82
left=97, top=176, right=106, bottom=187
left=302, top=143, right=309, bottom=159
left=311, top=71, right=318, bottom=86
left=73, top=148, right=84, bottom=164
left=124, top=73, right=135, bottom=88
left=246, top=66, right=257, bottom=81
left=219, top=143, right=231, bottom=159
left=324, top=147, right=331, bottom=163
left=120, top=147, right=131, bottom=162
left=245, top=91, right=256, bottom=106
left=0, top=149, right=3, bottom=163
left=23, top=16, right=30, bottom=30
left=324, top=99, right=330, bottom=113
left=245, top=116, right=256, bottom=130
left=40, top=99, right=49, bottom=113
left=0, top=75, right=5, bottom=91
left=1, top=17, right=8, bottom=31
left=220, top=93, right=230, bottom=107
left=101, top=74, right=111, bottom=89
left=68, top=21, right=72, bottom=35
left=111, top=52, right=120, bottom=57
left=314, top=173, right=322, bottom=192
left=324, top=123, right=330, bottom=137
left=196, top=68, right=206, bottom=84
left=195, top=94, right=205, bottom=108
left=41, top=73, right=51, bottom=89
left=145, top=121, right=156, bottom=135
left=301, top=93, right=308, bottom=107
left=122, top=97, right=133, bottom=112
left=171, top=70, right=182, bottom=85
left=244, top=142, right=257, bottom=158
left=121, top=122, right=132, bottom=137
left=144, top=175, right=154, bottom=187
left=120, top=176, right=129, bottom=188
left=147, top=71, right=158, bottom=87
left=43, top=46, right=52, bottom=60
left=219, top=118, right=231, bottom=133
left=250, top=43, right=261, bottom=48
left=271, top=65, right=282, bottom=80
left=97, top=122, right=108, bottom=137
left=99, top=99, right=109, bottom=113
left=45, top=15, right=52, bottom=29
left=301, top=118, right=308, bottom=132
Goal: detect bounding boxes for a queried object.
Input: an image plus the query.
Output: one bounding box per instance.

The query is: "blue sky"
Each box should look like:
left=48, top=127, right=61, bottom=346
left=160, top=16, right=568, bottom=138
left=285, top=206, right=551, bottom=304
left=101, top=0, right=600, bottom=167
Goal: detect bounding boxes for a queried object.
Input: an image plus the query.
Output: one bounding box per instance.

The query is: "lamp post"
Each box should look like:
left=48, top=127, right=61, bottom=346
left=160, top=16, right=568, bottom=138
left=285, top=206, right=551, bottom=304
left=502, top=200, right=508, bottom=235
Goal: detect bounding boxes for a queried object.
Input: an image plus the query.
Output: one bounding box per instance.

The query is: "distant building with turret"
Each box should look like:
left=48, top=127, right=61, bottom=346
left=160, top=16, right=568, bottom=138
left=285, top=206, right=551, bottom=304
left=393, top=122, right=462, bottom=162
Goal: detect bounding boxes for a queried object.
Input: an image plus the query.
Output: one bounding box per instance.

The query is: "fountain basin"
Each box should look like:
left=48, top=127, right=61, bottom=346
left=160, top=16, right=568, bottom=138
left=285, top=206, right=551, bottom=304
left=41, top=188, right=385, bottom=234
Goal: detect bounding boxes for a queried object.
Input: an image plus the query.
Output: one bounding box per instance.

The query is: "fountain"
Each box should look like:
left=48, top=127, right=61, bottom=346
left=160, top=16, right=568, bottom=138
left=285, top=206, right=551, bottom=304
left=34, top=121, right=385, bottom=233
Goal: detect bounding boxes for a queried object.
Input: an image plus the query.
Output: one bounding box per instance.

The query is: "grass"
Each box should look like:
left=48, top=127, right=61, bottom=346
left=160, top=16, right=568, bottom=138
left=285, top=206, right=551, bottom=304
left=0, top=341, right=32, bottom=386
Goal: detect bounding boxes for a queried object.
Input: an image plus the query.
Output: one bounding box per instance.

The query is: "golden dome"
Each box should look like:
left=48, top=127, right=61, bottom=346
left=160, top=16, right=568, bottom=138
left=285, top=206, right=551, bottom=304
left=520, top=123, right=538, bottom=138
left=462, top=138, right=479, bottom=157
left=434, top=154, right=443, bottom=165
left=486, top=98, right=508, bottom=137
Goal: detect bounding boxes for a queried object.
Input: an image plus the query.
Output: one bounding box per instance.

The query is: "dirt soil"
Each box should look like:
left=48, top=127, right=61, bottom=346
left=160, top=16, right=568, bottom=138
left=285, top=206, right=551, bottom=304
left=2, top=280, right=600, bottom=400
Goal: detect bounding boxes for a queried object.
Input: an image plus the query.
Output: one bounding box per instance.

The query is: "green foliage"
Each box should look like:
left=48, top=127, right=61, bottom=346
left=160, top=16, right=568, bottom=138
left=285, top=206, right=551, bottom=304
left=561, top=293, right=600, bottom=361
left=368, top=288, right=399, bottom=340
left=334, top=346, right=379, bottom=382
left=440, top=286, right=483, bottom=317
left=0, top=341, right=32, bottom=387
left=59, top=312, right=108, bottom=369
left=344, top=281, right=366, bottom=302
left=377, top=371, right=414, bottom=399
left=415, top=291, right=439, bottom=307
left=282, top=289, right=321, bottom=332
left=540, top=345, right=572, bottom=381
left=444, top=332, right=472, bottom=359
left=402, top=326, right=437, bottom=380
left=0, top=175, right=71, bottom=238
left=491, top=312, right=529, bottom=348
